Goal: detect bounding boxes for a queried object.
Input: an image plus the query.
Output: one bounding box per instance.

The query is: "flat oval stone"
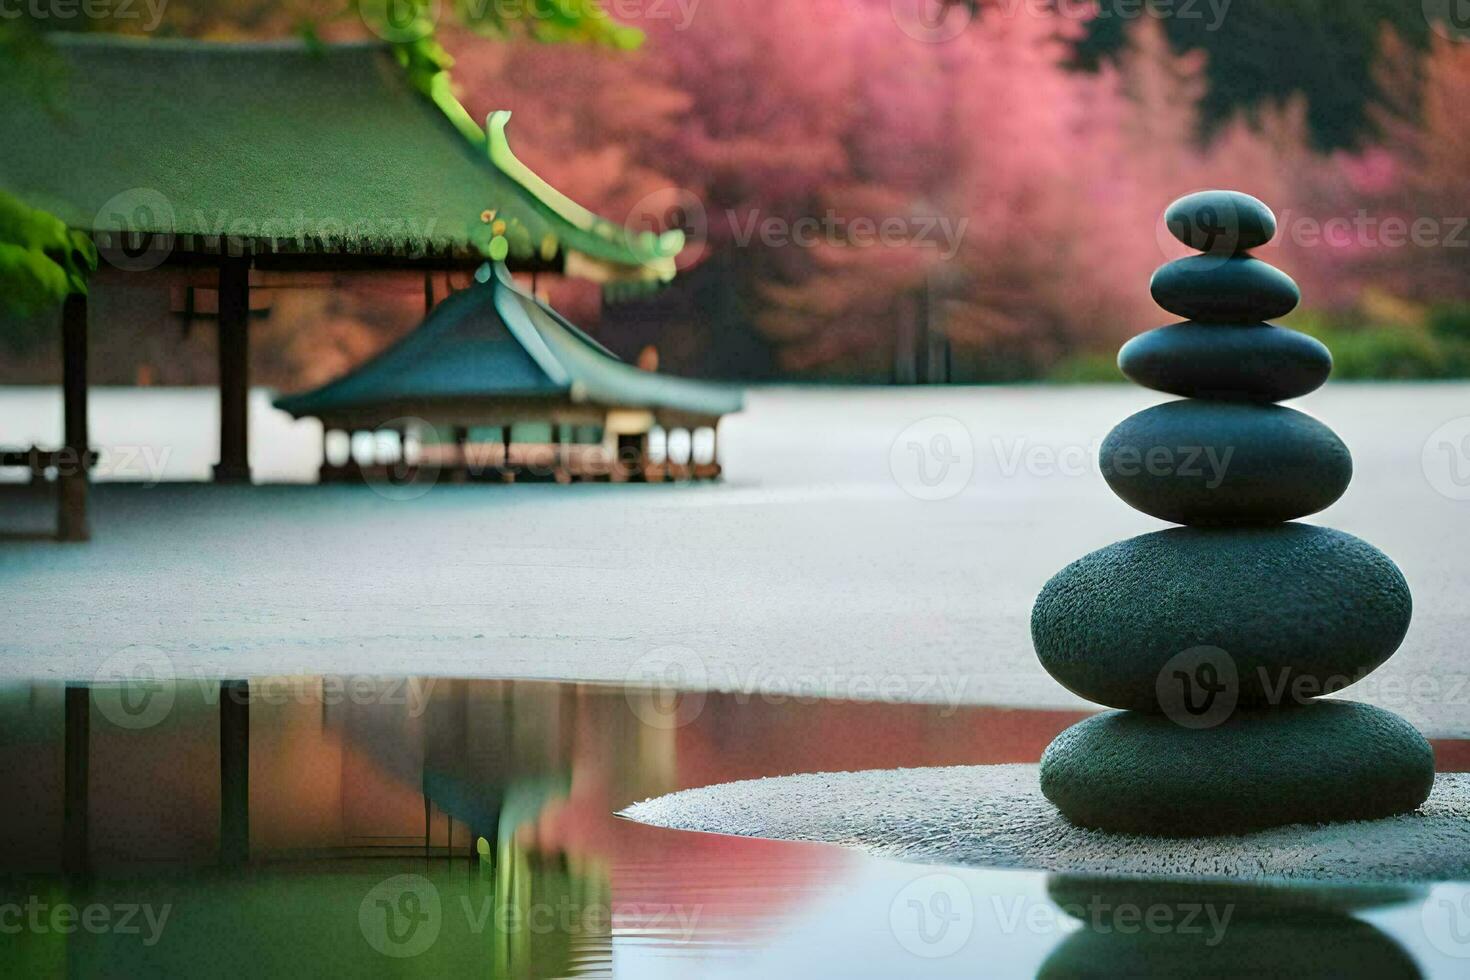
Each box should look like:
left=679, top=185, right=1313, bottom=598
left=1150, top=255, right=1299, bottom=322
left=1039, top=701, right=1435, bottom=835
left=1164, top=189, right=1276, bottom=253
left=1119, top=322, right=1331, bottom=402
left=1031, top=523, right=1412, bottom=712
left=1100, top=400, right=1351, bottom=525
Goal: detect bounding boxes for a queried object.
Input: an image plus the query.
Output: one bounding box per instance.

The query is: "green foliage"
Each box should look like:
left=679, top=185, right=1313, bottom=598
left=1293, top=309, right=1470, bottom=380
left=1047, top=308, right=1470, bottom=384
left=1045, top=352, right=1125, bottom=384
left=354, top=0, right=641, bottom=50
left=0, top=190, right=96, bottom=317
left=1427, top=303, right=1470, bottom=344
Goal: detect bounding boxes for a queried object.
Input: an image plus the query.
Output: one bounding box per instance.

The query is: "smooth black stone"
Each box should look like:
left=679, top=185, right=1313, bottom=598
left=1150, top=255, right=1300, bottom=322
left=1031, top=523, right=1412, bottom=712
left=1164, top=189, right=1277, bottom=254
left=1119, top=322, right=1332, bottom=402
left=1039, top=701, right=1435, bottom=836
left=1100, top=400, right=1351, bottom=525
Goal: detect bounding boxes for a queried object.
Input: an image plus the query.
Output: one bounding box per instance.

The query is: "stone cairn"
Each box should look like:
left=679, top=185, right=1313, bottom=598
left=1031, top=190, right=1435, bottom=836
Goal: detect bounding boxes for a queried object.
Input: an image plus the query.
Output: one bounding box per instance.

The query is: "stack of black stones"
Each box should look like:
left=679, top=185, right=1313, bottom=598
left=1032, top=190, right=1435, bottom=836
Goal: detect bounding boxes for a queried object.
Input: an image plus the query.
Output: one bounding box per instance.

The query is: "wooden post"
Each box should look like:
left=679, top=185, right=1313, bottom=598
left=219, top=679, right=250, bottom=865
left=58, top=293, right=89, bottom=542
left=64, top=685, right=90, bottom=876
left=213, top=259, right=252, bottom=483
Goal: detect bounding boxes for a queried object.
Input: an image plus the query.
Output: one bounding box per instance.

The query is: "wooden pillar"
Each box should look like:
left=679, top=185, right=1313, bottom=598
left=553, top=423, right=568, bottom=480
left=213, top=258, right=252, bottom=483
left=219, top=679, right=250, bottom=865
left=63, top=685, right=90, bottom=876
left=616, top=433, right=646, bottom=482
left=58, top=293, right=89, bottom=542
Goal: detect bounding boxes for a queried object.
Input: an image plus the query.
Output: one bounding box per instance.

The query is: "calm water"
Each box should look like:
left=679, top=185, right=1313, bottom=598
left=1, top=677, right=1468, bottom=977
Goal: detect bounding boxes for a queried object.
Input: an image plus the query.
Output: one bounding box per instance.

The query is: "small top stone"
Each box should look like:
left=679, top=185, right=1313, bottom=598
left=1165, top=190, right=1276, bottom=254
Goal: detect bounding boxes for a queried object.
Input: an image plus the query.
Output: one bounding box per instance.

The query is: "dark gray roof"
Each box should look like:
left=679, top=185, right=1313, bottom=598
left=274, top=263, right=743, bottom=421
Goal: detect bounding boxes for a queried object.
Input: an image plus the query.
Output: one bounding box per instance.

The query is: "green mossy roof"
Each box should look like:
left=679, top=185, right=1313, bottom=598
left=275, top=263, right=742, bottom=420
left=0, top=34, right=679, bottom=275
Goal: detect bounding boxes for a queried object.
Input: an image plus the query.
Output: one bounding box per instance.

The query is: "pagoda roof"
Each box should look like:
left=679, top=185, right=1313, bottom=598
left=0, top=34, right=681, bottom=281
left=274, top=263, right=743, bottom=423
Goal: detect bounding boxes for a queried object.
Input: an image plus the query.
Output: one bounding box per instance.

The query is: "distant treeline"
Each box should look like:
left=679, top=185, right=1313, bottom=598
left=1074, top=0, right=1430, bottom=148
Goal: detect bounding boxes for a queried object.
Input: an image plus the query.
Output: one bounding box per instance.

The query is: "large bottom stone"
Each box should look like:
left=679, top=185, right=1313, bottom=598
left=1031, top=523, right=1412, bottom=712
left=1040, top=701, right=1434, bottom=836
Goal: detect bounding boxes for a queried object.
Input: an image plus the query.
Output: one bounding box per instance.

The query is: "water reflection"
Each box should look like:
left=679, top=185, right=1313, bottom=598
left=0, top=678, right=1464, bottom=977
left=1039, top=876, right=1425, bottom=979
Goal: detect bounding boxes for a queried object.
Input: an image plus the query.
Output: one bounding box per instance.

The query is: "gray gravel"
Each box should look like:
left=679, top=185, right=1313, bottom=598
left=2, top=384, right=1469, bottom=738
left=623, top=764, right=1470, bottom=882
